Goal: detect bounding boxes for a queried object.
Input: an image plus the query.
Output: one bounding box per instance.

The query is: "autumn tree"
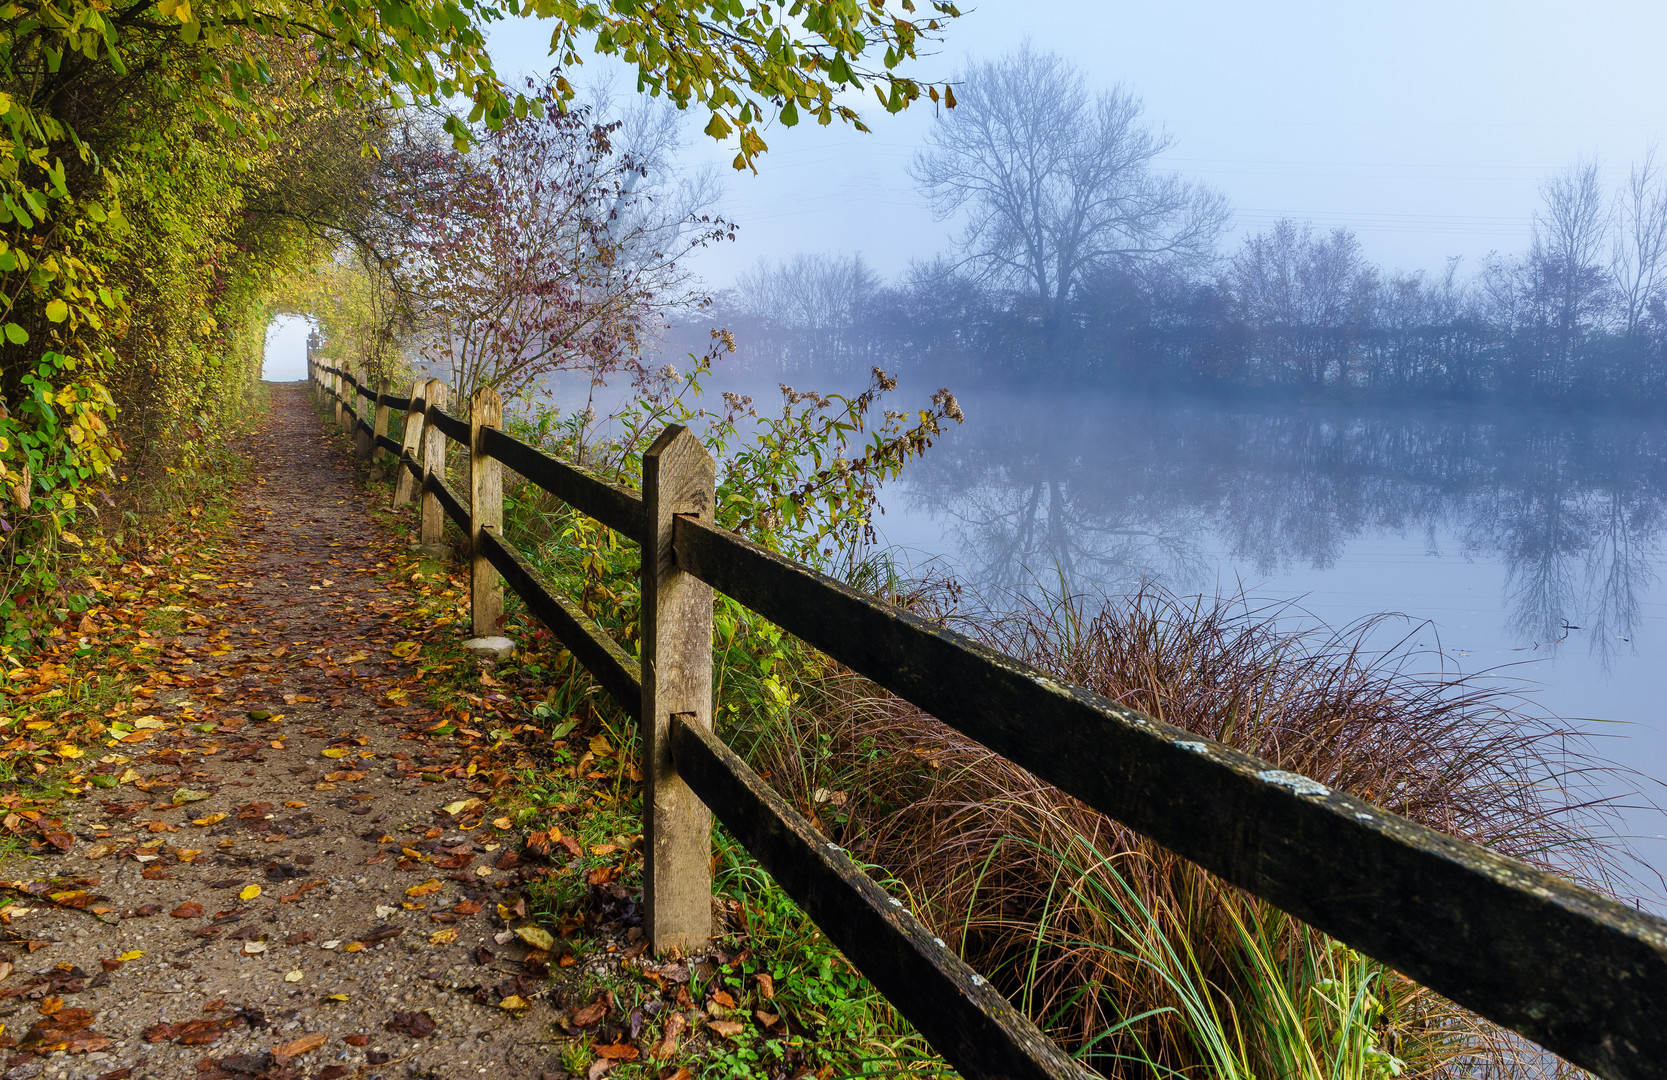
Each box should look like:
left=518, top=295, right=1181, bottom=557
left=385, top=85, right=730, bottom=402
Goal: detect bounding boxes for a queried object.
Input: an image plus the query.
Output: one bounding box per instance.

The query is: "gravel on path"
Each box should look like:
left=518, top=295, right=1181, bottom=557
left=0, top=383, right=566, bottom=1080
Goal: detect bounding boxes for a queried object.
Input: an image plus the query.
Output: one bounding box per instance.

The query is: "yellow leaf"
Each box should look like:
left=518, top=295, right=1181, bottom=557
left=325, top=994, right=349, bottom=1002
left=390, top=641, right=419, bottom=658
left=321, top=748, right=348, bottom=759
left=192, top=812, right=226, bottom=826
left=514, top=926, right=554, bottom=951
left=344, top=941, right=365, bottom=953
left=429, top=928, right=458, bottom=945
left=117, top=950, right=143, bottom=962
left=338, top=653, right=368, bottom=665
left=239, top=884, right=261, bottom=901
left=56, top=744, right=81, bottom=759
left=405, top=879, right=441, bottom=897
left=499, top=995, right=530, bottom=1011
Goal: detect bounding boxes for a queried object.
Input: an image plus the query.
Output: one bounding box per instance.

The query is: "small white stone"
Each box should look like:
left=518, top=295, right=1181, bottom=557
left=462, top=636, right=514, bottom=659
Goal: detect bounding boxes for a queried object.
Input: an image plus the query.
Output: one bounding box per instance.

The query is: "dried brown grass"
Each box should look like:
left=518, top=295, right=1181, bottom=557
left=744, top=584, right=1631, bottom=1077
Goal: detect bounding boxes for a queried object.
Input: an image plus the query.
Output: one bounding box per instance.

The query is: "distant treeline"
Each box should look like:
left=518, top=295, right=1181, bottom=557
left=671, top=48, right=1667, bottom=408
left=678, top=224, right=1667, bottom=407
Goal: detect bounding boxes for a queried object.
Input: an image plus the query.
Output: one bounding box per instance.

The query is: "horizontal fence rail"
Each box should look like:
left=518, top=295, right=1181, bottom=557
left=306, top=361, right=1667, bottom=1080
left=480, top=426, right=645, bottom=540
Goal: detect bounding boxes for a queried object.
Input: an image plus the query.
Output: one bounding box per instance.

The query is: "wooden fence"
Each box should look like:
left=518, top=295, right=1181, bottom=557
left=307, top=358, right=1667, bottom=1080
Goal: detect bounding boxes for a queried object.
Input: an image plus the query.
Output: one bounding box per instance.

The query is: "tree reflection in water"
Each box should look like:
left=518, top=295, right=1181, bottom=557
left=901, top=392, right=1664, bottom=669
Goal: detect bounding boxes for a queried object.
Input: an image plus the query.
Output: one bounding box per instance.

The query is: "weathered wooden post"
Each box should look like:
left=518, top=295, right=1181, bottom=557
left=417, top=379, right=450, bottom=558
left=331, top=369, right=343, bottom=428
left=468, top=385, right=504, bottom=643
left=641, top=424, right=716, bottom=956
left=371, top=377, right=393, bottom=464
left=353, top=365, right=374, bottom=460
left=342, top=366, right=359, bottom=436
left=392, top=378, right=429, bottom=509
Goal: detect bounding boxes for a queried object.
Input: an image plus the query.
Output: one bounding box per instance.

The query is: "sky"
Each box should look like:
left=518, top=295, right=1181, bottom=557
left=481, top=0, right=1667, bottom=286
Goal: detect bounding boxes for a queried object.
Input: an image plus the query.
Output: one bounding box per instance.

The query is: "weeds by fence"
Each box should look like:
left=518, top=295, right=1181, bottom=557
left=309, top=357, right=1667, bottom=1080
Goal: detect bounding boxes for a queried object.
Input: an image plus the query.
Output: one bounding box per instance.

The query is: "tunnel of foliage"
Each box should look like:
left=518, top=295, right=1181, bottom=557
left=0, top=0, right=960, bottom=648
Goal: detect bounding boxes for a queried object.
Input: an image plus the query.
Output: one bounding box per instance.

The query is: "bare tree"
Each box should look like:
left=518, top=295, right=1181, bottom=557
left=1228, top=220, right=1376, bottom=387
left=1610, top=147, right=1667, bottom=340
left=910, top=44, right=1227, bottom=330
left=1533, top=160, right=1611, bottom=385
left=731, top=253, right=883, bottom=374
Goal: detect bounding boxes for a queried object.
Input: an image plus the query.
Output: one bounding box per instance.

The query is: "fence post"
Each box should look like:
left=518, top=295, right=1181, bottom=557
left=641, top=424, right=716, bottom=956
left=354, top=366, right=374, bottom=460
left=343, top=366, right=360, bottom=437
left=418, top=379, right=450, bottom=558
left=392, top=378, right=428, bottom=509
left=469, top=386, right=503, bottom=639
left=331, top=369, right=343, bottom=428
left=372, top=378, right=392, bottom=464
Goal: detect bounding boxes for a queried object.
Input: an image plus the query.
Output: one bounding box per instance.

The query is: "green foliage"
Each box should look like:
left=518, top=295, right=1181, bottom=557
left=0, top=0, right=959, bottom=639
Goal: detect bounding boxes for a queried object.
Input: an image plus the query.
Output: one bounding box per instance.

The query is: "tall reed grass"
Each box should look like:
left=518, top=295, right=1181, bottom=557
left=737, top=581, right=1632, bottom=1078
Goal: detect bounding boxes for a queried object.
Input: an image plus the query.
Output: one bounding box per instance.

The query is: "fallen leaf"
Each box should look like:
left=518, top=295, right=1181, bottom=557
left=192, top=813, right=227, bottom=826
left=117, top=950, right=144, bottom=962
left=173, top=788, right=211, bottom=804
left=707, top=1019, right=744, bottom=1038
left=272, top=1030, right=327, bottom=1060
left=594, top=1042, right=639, bottom=1060
left=649, top=1010, right=686, bottom=1058
left=429, top=928, right=458, bottom=945
left=284, top=970, right=303, bottom=983
left=571, top=1000, right=607, bottom=1026
left=405, top=879, right=441, bottom=897
left=384, top=1011, right=437, bottom=1038
left=499, top=995, right=531, bottom=1011
left=515, top=925, right=554, bottom=951
left=171, top=902, right=204, bottom=919
left=239, top=885, right=261, bottom=901
left=243, top=941, right=267, bottom=955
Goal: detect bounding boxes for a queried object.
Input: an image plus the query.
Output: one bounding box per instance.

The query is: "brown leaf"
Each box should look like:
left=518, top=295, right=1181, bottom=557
left=649, top=1011, right=686, bottom=1059
left=593, top=1042, right=639, bottom=1061
left=272, top=1030, right=328, bottom=1060
left=344, top=1033, right=370, bottom=1047
left=571, top=1000, right=607, bottom=1027
left=706, top=1019, right=744, bottom=1038
left=171, top=902, right=204, bottom=919
left=384, top=1010, right=437, bottom=1038
left=754, top=973, right=774, bottom=1000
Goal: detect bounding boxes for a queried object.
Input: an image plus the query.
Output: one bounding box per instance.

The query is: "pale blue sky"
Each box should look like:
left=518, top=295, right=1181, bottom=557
left=483, top=0, right=1667, bottom=284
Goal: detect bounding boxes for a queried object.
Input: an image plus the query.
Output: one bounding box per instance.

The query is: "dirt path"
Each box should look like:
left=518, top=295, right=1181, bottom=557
left=2, top=384, right=566, bottom=1080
